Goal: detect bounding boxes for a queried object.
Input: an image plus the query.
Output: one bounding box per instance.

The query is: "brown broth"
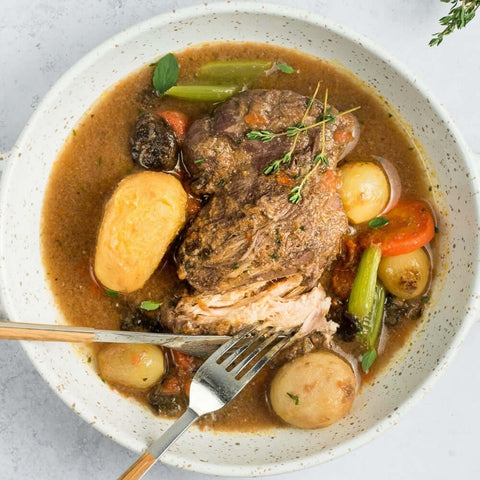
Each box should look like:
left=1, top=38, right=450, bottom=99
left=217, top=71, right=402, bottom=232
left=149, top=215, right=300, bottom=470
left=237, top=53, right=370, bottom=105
left=41, top=42, right=434, bottom=432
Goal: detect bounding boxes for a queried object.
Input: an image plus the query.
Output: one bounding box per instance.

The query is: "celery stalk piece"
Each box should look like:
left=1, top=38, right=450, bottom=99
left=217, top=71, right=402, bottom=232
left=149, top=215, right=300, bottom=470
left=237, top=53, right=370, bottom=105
left=347, top=244, right=382, bottom=320
left=197, top=60, right=273, bottom=83
left=357, top=283, right=385, bottom=349
left=165, top=85, right=242, bottom=102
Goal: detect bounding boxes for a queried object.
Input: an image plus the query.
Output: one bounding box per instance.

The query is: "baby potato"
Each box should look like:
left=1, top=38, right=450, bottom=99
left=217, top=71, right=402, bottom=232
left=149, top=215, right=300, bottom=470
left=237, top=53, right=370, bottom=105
left=98, top=343, right=165, bottom=389
left=378, top=247, right=430, bottom=299
left=269, top=350, right=356, bottom=429
left=94, top=171, right=187, bottom=293
left=339, top=161, right=389, bottom=224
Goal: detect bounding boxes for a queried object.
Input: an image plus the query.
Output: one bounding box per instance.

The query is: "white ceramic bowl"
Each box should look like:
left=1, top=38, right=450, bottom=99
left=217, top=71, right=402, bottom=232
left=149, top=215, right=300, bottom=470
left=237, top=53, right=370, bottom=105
left=1, top=2, right=479, bottom=476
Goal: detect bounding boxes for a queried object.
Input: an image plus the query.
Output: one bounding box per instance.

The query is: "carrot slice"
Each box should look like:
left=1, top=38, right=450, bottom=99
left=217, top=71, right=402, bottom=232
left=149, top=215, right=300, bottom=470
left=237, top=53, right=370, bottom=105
left=275, top=172, right=295, bottom=186
left=156, top=110, right=190, bottom=142
left=359, top=199, right=435, bottom=257
left=171, top=350, right=194, bottom=372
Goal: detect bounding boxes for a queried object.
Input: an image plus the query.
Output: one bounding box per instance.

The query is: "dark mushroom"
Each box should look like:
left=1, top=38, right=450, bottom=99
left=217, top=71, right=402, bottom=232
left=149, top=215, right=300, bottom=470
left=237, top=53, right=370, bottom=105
left=131, top=113, right=178, bottom=171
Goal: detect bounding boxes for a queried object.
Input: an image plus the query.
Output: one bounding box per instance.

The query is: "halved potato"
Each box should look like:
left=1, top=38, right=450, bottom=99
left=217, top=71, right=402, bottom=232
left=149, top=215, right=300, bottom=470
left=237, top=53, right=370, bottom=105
left=269, top=350, right=356, bottom=429
left=94, top=171, right=187, bottom=293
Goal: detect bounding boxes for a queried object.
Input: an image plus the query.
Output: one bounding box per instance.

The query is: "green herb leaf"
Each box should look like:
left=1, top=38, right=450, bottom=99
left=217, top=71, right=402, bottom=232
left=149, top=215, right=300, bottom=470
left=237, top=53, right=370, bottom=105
left=368, top=217, right=390, bottom=229
left=286, top=124, right=304, bottom=137
left=140, top=300, right=162, bottom=311
left=314, top=154, right=329, bottom=168
left=152, top=53, right=179, bottom=94
left=246, top=130, right=275, bottom=142
left=361, top=348, right=377, bottom=372
left=421, top=295, right=431, bottom=303
left=105, top=288, right=118, bottom=299
left=317, top=106, right=336, bottom=124
left=286, top=392, right=299, bottom=405
left=276, top=62, right=295, bottom=74
left=430, top=0, right=480, bottom=46
left=194, top=158, right=205, bottom=165
left=289, top=185, right=303, bottom=204
left=264, top=159, right=282, bottom=175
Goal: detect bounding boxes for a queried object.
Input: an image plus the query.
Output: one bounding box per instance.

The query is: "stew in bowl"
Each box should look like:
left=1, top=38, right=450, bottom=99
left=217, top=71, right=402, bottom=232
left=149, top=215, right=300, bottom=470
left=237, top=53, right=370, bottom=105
left=1, top=3, right=478, bottom=476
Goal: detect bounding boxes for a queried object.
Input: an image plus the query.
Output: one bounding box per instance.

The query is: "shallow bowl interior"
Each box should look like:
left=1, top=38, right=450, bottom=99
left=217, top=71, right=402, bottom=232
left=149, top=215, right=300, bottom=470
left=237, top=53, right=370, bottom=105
left=0, top=2, right=479, bottom=476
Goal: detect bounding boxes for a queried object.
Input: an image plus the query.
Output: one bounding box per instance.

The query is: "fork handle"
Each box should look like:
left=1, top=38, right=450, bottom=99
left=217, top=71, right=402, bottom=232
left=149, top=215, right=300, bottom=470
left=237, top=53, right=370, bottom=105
left=118, top=408, right=199, bottom=480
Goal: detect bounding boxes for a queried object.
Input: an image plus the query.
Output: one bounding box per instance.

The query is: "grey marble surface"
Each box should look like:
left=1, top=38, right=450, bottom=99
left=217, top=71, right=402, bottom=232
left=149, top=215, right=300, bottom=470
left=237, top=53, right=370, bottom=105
left=1, top=1, right=480, bottom=479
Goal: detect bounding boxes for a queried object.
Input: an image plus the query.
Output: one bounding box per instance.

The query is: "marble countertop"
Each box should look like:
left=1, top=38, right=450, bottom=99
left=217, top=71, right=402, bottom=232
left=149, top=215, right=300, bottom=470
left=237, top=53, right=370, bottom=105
left=1, top=1, right=479, bottom=479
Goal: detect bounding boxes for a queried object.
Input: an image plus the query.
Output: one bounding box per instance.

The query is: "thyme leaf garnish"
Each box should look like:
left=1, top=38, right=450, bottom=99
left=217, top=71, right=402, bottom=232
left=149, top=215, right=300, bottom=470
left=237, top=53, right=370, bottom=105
left=361, top=348, right=377, bottom=372
left=318, top=105, right=336, bottom=124
left=140, top=300, right=162, bottom=311
left=276, top=62, right=295, bottom=74
left=245, top=130, right=275, bottom=142
left=288, top=89, right=331, bottom=204
left=368, top=217, right=390, bottom=229
left=263, top=82, right=321, bottom=175
left=246, top=85, right=360, bottom=204
left=286, top=392, right=300, bottom=405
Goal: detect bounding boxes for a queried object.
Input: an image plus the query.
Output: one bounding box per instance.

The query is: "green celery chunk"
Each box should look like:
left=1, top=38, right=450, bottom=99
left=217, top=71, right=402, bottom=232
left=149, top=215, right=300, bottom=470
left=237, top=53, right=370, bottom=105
left=197, top=60, right=273, bottom=83
left=357, top=283, right=385, bottom=349
left=347, top=244, right=382, bottom=320
left=165, top=85, right=242, bottom=102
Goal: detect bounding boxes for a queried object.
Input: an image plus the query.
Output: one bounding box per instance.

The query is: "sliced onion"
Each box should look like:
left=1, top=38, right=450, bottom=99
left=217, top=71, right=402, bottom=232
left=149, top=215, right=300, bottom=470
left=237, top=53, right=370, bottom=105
left=374, top=155, right=402, bottom=215
left=422, top=242, right=434, bottom=295
left=338, top=116, right=361, bottom=161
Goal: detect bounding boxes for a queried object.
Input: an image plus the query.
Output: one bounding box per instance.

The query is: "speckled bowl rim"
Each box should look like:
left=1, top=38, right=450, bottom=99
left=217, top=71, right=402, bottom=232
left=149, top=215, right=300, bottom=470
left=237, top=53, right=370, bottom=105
left=1, top=1, right=480, bottom=477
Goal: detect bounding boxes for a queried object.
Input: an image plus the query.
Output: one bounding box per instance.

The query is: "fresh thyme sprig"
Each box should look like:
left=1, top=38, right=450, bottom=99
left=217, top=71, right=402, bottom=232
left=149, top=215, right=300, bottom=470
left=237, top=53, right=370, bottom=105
left=289, top=89, right=331, bottom=204
left=263, top=82, right=321, bottom=175
left=246, top=105, right=359, bottom=145
left=246, top=87, right=360, bottom=204
left=430, top=0, right=479, bottom=46
left=246, top=84, right=359, bottom=177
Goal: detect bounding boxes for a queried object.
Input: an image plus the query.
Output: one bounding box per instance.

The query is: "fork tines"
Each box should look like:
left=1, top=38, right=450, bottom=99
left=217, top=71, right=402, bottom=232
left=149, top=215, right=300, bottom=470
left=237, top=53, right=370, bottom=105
left=216, top=325, right=296, bottom=380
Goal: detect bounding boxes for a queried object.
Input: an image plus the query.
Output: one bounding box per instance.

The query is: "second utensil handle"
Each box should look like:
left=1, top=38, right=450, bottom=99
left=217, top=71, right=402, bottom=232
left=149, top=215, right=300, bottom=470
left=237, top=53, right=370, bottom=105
left=0, top=321, right=95, bottom=343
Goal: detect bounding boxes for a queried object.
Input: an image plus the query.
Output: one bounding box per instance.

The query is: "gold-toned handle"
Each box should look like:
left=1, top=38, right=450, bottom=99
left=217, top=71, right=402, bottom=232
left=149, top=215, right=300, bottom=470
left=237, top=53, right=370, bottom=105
left=0, top=323, right=95, bottom=343
left=117, top=452, right=156, bottom=480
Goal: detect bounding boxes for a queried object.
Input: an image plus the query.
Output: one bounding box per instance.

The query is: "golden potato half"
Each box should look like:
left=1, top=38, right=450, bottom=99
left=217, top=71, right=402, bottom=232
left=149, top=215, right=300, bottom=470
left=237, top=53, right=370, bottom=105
left=94, top=171, right=187, bottom=293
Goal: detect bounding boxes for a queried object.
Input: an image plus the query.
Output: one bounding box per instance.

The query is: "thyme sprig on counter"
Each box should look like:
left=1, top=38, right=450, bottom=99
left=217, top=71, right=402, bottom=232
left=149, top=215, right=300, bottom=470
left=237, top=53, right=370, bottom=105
left=430, top=0, right=479, bottom=46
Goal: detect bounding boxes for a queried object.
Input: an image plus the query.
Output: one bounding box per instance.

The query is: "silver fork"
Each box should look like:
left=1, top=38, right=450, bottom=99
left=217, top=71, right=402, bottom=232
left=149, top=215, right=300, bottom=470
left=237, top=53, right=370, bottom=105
left=118, top=324, right=295, bottom=480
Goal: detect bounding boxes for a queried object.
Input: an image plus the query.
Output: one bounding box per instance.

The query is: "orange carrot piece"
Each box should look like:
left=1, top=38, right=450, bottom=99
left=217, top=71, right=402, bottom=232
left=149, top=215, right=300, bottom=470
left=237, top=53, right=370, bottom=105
left=156, top=110, right=190, bottom=142
left=161, top=376, right=182, bottom=394
left=172, top=350, right=194, bottom=372
left=333, top=129, right=354, bottom=144
left=275, top=173, right=295, bottom=187
left=359, top=199, right=435, bottom=257
left=244, top=111, right=267, bottom=127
